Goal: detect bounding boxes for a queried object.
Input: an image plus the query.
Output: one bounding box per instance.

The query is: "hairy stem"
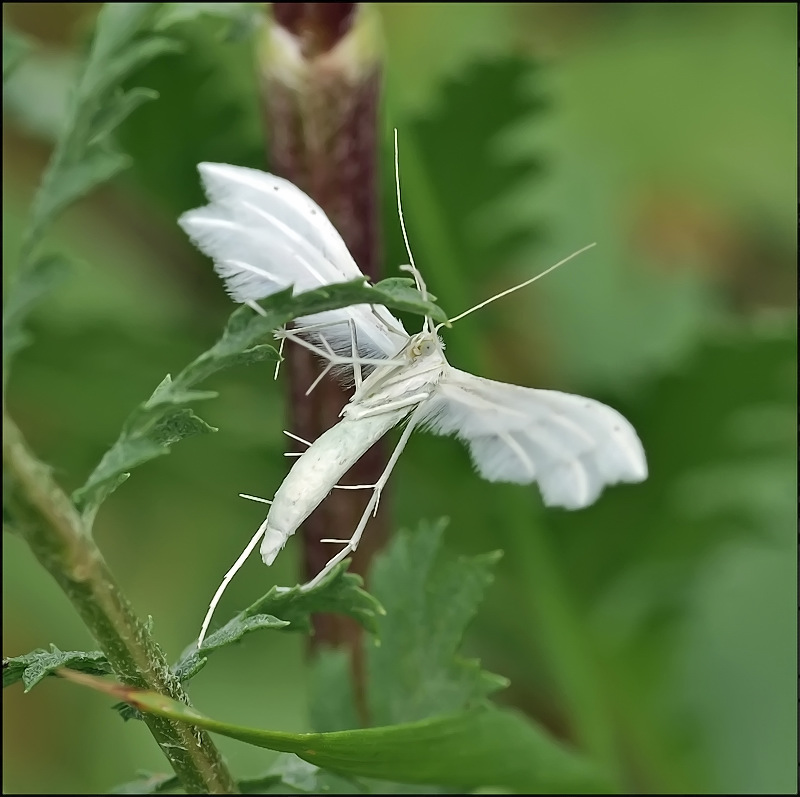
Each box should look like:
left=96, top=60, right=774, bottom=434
left=259, top=4, right=385, bottom=665
left=3, top=412, right=238, bottom=794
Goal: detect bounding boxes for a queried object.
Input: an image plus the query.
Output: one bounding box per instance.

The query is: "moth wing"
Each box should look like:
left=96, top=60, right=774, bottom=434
left=180, top=163, right=408, bottom=358
left=421, top=368, right=647, bottom=509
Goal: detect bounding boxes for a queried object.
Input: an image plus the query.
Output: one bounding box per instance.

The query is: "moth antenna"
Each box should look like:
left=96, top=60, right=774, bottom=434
left=444, top=243, right=597, bottom=327
left=198, top=524, right=267, bottom=646
left=394, top=128, right=432, bottom=333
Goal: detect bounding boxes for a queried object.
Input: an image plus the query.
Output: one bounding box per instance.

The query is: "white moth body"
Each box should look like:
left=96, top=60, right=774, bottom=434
left=260, top=409, right=409, bottom=564
left=182, top=143, right=648, bottom=644
left=261, top=329, right=449, bottom=563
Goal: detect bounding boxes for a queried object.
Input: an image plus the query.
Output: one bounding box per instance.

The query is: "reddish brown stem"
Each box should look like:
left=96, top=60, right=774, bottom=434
left=259, top=5, right=386, bottom=662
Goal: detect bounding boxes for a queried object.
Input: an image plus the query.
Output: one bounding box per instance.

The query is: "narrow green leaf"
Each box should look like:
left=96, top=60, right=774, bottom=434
left=368, top=520, right=507, bottom=725
left=3, top=647, right=110, bottom=691
left=63, top=670, right=609, bottom=794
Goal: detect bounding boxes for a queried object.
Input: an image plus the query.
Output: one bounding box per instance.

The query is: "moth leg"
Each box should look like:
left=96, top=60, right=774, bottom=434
left=369, top=304, right=407, bottom=337
left=238, top=493, right=274, bottom=505
left=275, top=319, right=361, bottom=390
left=273, top=334, right=286, bottom=380
left=345, top=391, right=431, bottom=421
left=302, top=406, right=424, bottom=591
left=198, top=520, right=271, bottom=646
left=278, top=327, right=405, bottom=368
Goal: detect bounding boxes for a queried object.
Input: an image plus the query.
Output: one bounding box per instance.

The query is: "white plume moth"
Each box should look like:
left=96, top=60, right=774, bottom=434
left=181, top=132, right=647, bottom=645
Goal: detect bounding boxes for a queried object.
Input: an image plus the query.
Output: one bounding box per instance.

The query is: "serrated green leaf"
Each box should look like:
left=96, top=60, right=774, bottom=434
left=368, top=520, right=507, bottom=726
left=29, top=149, right=132, bottom=243
left=72, top=406, right=215, bottom=519
left=2, top=254, right=69, bottom=386
left=156, top=2, right=261, bottom=39
left=173, top=562, right=380, bottom=683
left=88, top=87, right=159, bottom=147
left=180, top=562, right=382, bottom=682
left=66, top=670, right=609, bottom=794
left=177, top=279, right=445, bottom=389
left=4, top=2, right=177, bottom=392
left=3, top=646, right=110, bottom=691
left=84, top=37, right=181, bottom=101
left=245, top=560, right=384, bottom=636
left=174, top=614, right=289, bottom=681
left=367, top=277, right=440, bottom=314
left=152, top=408, right=216, bottom=445
left=20, top=4, right=176, bottom=259
left=73, top=279, right=443, bottom=525
left=3, top=25, right=31, bottom=83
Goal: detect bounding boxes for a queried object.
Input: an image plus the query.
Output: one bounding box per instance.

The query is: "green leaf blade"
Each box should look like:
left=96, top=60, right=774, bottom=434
left=74, top=672, right=609, bottom=795
left=368, top=520, right=507, bottom=726
left=3, top=647, right=110, bottom=691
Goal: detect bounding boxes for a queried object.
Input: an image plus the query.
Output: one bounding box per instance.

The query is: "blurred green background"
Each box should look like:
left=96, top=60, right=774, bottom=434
left=3, top=3, right=796, bottom=793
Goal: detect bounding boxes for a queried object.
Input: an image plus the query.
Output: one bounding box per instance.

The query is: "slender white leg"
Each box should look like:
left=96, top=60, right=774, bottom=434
left=239, top=493, right=273, bottom=505
left=279, top=328, right=405, bottom=368
left=245, top=299, right=267, bottom=317
left=346, top=392, right=431, bottom=420
left=370, top=304, right=407, bottom=337
left=284, top=430, right=313, bottom=447
left=273, top=334, right=285, bottom=380
left=275, top=318, right=364, bottom=388
left=304, top=361, right=335, bottom=396
left=301, top=407, right=424, bottom=591
left=198, top=524, right=269, bottom=646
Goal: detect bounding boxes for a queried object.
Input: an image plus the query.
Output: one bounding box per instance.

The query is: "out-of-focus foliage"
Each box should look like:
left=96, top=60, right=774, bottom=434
left=3, top=3, right=795, bottom=794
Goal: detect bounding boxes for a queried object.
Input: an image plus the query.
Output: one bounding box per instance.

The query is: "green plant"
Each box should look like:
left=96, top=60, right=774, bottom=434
left=4, top=3, right=795, bottom=794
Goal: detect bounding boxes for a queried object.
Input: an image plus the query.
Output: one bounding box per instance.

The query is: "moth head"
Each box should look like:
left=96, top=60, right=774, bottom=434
left=409, top=333, right=441, bottom=360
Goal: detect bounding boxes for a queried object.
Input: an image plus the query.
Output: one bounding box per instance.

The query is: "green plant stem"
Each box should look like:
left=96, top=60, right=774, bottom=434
left=3, top=412, right=238, bottom=794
